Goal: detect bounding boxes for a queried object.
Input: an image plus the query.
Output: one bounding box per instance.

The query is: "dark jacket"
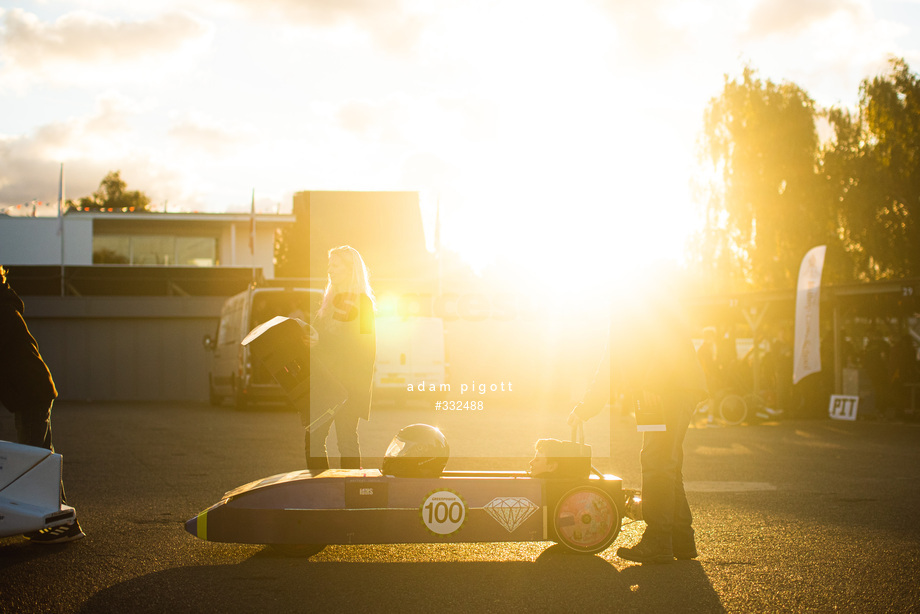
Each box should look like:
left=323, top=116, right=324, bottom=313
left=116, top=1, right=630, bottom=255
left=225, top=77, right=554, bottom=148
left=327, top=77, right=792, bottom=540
left=312, top=293, right=376, bottom=420
left=0, top=281, right=57, bottom=414
left=575, top=294, right=708, bottom=421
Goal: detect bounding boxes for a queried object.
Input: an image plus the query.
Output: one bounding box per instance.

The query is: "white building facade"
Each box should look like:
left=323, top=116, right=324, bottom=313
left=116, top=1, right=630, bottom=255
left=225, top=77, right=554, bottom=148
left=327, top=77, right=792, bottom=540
left=0, top=211, right=292, bottom=278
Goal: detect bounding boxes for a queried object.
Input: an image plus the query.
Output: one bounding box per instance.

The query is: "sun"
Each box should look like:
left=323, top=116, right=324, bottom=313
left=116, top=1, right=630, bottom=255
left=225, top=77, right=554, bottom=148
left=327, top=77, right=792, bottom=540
left=407, top=1, right=704, bottom=301
left=427, top=172, right=698, bottom=304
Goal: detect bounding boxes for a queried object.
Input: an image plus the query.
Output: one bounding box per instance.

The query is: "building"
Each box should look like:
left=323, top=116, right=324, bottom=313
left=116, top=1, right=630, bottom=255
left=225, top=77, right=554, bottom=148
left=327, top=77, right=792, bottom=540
left=0, top=195, right=435, bottom=403
left=0, top=209, right=295, bottom=402
left=0, top=210, right=291, bottom=287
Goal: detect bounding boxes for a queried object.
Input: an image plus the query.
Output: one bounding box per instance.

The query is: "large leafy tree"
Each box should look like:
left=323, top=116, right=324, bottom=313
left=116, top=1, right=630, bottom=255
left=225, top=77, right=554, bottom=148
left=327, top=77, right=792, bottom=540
left=696, top=67, right=840, bottom=291
left=824, top=58, right=920, bottom=280
left=78, top=171, right=151, bottom=212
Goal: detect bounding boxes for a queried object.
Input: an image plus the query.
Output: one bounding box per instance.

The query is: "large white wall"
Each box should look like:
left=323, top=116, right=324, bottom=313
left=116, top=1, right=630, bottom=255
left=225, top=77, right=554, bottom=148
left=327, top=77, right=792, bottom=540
left=0, top=214, right=285, bottom=277
left=0, top=216, right=93, bottom=265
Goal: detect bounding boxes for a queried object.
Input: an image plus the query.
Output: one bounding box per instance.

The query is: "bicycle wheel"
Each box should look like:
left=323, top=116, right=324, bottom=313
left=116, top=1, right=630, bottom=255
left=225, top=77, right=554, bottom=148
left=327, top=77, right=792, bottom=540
left=718, top=393, right=747, bottom=425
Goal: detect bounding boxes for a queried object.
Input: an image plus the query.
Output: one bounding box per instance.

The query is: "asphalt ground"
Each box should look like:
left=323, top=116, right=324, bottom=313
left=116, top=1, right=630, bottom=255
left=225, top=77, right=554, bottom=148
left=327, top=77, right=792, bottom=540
left=1, top=401, right=919, bottom=613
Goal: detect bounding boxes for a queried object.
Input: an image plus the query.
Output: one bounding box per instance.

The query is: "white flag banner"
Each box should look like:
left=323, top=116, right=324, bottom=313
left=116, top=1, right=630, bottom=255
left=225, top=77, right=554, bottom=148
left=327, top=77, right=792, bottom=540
left=793, top=245, right=826, bottom=384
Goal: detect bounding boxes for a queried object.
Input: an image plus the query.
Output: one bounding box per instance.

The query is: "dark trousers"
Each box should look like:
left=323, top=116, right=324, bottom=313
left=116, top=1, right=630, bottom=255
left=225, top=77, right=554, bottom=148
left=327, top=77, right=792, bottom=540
left=304, top=403, right=362, bottom=471
left=639, top=390, right=695, bottom=548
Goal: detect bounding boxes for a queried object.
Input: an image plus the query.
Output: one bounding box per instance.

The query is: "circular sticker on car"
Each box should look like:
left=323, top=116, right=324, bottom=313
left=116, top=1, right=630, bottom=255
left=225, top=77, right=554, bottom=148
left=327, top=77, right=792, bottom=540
left=420, top=490, right=466, bottom=535
left=553, top=486, right=619, bottom=553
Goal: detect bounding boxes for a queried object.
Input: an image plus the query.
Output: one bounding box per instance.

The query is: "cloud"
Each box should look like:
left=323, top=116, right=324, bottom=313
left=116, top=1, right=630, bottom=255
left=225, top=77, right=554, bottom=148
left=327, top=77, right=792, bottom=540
left=0, top=8, right=212, bottom=90
left=732, top=0, right=917, bottom=106
left=596, top=0, right=703, bottom=67
left=0, top=92, right=188, bottom=210
left=744, top=0, right=868, bottom=39
left=335, top=94, right=500, bottom=149
left=220, top=0, right=424, bottom=54
left=167, top=112, right=256, bottom=156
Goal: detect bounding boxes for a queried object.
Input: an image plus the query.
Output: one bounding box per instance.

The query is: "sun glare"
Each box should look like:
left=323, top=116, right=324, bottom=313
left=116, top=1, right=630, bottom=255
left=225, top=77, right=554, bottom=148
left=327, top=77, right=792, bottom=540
left=405, top=0, right=705, bottom=301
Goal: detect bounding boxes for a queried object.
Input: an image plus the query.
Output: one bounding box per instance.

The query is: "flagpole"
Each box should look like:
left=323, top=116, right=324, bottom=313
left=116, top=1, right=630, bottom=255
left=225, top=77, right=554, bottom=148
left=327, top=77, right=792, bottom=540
left=58, top=163, right=65, bottom=296
left=250, top=188, right=256, bottom=286
left=435, top=195, right=442, bottom=297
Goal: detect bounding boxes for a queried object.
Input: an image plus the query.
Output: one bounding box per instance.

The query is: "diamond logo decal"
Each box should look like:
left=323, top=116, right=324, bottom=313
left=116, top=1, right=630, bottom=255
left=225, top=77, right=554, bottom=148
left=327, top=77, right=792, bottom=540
left=484, top=497, right=539, bottom=532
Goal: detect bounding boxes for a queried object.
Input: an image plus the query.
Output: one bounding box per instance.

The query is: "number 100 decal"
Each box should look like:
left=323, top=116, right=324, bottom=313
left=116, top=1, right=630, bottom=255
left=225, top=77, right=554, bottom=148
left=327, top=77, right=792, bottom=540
left=420, top=490, right=466, bottom=535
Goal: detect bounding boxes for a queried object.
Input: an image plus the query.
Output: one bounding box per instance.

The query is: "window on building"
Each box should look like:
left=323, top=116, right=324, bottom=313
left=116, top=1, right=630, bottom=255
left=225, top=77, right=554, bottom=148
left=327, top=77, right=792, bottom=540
left=176, top=237, right=217, bottom=266
left=133, top=236, right=174, bottom=265
left=92, top=236, right=130, bottom=264
left=93, top=235, right=216, bottom=266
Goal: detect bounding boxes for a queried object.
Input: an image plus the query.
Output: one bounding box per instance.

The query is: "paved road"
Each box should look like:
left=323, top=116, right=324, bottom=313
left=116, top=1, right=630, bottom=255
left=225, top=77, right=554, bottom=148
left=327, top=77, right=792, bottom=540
left=1, top=402, right=919, bottom=613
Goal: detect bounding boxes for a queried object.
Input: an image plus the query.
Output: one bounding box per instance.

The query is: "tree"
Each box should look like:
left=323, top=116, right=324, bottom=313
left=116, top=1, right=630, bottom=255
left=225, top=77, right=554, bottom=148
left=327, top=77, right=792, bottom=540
left=78, top=171, right=151, bottom=212
left=695, top=67, right=841, bottom=291
left=824, top=58, right=920, bottom=280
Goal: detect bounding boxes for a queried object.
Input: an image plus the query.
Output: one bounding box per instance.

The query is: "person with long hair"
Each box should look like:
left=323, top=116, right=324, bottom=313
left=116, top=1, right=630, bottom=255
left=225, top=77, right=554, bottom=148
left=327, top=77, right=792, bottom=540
left=307, top=246, right=376, bottom=470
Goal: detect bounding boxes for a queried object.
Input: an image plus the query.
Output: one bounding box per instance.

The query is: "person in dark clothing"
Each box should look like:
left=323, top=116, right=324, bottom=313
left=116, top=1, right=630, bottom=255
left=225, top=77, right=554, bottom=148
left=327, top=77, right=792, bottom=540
left=0, top=265, right=84, bottom=543
left=889, top=333, right=918, bottom=420
left=306, top=246, right=376, bottom=471
left=568, top=284, right=708, bottom=564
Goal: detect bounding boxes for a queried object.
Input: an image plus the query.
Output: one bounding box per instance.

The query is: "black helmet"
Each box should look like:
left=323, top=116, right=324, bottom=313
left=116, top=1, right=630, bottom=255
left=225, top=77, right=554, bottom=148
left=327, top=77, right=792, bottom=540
left=381, top=424, right=449, bottom=477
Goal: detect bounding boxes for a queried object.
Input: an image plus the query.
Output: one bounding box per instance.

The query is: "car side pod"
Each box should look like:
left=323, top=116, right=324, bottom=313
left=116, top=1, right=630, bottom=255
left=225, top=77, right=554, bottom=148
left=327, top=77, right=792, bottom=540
left=185, top=468, right=625, bottom=556
left=0, top=440, right=75, bottom=538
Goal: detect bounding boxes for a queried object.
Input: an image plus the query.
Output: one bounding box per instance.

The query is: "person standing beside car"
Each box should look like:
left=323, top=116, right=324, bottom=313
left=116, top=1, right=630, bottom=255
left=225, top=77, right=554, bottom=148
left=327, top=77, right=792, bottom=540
left=306, top=246, right=376, bottom=470
left=568, top=280, right=708, bottom=564
left=0, top=265, right=85, bottom=544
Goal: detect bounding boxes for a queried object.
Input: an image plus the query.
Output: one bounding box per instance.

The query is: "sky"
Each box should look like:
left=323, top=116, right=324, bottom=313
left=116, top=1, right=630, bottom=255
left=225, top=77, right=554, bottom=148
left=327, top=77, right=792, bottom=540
left=2, top=0, right=920, bottom=279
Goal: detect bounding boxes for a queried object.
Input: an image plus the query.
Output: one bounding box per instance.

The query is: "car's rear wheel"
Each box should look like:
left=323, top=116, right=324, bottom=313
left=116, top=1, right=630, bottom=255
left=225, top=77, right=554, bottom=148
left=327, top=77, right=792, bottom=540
left=553, top=486, right=621, bottom=554
left=208, top=376, right=224, bottom=407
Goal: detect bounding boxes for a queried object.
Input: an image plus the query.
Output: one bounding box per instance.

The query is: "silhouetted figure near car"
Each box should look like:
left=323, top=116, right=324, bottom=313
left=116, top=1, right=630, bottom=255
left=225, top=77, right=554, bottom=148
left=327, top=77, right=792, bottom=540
left=0, top=265, right=84, bottom=543
left=569, top=281, right=708, bottom=564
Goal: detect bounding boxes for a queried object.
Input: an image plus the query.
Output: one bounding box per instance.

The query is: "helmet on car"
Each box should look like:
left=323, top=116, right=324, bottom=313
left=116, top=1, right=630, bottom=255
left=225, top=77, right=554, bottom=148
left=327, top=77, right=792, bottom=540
left=381, top=424, right=449, bottom=477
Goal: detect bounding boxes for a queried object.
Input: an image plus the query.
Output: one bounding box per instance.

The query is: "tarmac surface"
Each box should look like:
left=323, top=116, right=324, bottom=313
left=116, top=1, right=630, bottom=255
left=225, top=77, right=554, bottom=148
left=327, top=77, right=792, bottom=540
left=1, top=400, right=919, bottom=613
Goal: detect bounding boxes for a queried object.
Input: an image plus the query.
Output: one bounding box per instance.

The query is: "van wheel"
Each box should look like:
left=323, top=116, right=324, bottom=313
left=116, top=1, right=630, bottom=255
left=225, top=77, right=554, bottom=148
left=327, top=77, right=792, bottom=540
left=208, top=376, right=223, bottom=407
left=234, top=390, right=249, bottom=411
left=232, top=379, right=249, bottom=411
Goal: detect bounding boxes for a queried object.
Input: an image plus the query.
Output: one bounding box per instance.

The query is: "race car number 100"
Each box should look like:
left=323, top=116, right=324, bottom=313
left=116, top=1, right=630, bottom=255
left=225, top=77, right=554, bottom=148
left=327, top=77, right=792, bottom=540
left=421, top=490, right=466, bottom=535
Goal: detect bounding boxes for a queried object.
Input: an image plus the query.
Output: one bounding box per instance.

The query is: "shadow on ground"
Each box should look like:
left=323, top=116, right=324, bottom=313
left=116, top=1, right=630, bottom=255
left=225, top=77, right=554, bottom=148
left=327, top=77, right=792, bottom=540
left=78, top=544, right=724, bottom=613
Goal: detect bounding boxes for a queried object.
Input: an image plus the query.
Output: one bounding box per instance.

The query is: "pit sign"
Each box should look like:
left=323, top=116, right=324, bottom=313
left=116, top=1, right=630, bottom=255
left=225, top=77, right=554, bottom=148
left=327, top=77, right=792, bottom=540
left=829, top=395, right=859, bottom=421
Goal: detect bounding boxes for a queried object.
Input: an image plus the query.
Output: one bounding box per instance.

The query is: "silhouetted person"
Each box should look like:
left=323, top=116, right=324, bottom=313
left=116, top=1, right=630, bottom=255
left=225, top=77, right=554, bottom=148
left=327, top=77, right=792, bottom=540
left=697, top=327, right=720, bottom=394
left=862, top=330, right=890, bottom=418
left=889, top=333, right=918, bottom=421
left=0, top=265, right=84, bottom=543
left=768, top=325, right=793, bottom=412
left=569, top=283, right=708, bottom=564
left=307, top=246, right=376, bottom=470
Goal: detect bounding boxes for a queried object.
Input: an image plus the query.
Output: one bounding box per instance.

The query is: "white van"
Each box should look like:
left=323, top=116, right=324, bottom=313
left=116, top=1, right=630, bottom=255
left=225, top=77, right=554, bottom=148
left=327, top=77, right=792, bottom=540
left=204, top=286, right=323, bottom=409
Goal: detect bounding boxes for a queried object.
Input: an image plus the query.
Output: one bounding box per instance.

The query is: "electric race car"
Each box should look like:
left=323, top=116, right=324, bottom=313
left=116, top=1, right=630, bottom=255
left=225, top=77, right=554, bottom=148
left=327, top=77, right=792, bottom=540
left=185, top=424, right=627, bottom=556
left=0, top=440, right=76, bottom=539
left=185, top=316, right=632, bottom=556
